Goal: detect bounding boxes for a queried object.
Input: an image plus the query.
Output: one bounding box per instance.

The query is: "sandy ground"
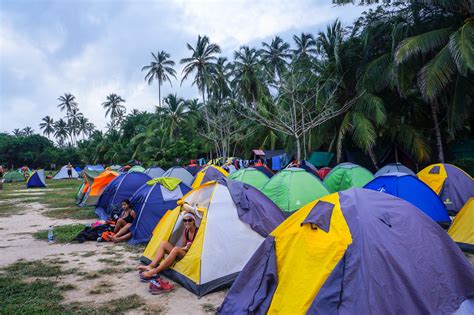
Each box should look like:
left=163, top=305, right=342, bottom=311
left=0, top=194, right=225, bottom=314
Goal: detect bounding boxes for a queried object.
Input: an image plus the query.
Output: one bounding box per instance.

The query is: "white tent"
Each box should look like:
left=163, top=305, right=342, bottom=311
left=53, top=165, right=79, bottom=179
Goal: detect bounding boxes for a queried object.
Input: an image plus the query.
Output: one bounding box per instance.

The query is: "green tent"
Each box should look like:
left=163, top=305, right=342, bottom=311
left=323, top=162, right=374, bottom=193
left=128, top=165, right=145, bottom=173
left=4, top=171, right=25, bottom=182
left=262, top=168, right=329, bottom=214
left=308, top=151, right=334, bottom=167
left=228, top=167, right=270, bottom=190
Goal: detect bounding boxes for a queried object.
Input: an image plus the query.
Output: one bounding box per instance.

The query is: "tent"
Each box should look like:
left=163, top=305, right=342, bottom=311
left=185, top=164, right=201, bottom=176
left=317, top=167, right=332, bottom=179
left=80, top=170, right=118, bottom=206
left=85, top=165, right=104, bottom=172
left=129, top=178, right=192, bottom=245
left=299, top=160, right=320, bottom=177
left=26, top=170, right=47, bottom=188
left=253, top=165, right=274, bottom=178
left=162, top=166, right=194, bottom=187
left=448, top=198, right=474, bottom=252
left=323, top=162, right=374, bottom=193
left=141, top=179, right=286, bottom=296
left=128, top=165, right=146, bottom=173
left=192, top=165, right=228, bottom=189
left=76, top=167, right=105, bottom=204
left=74, top=166, right=82, bottom=173
left=228, top=168, right=269, bottom=190
left=261, top=168, right=329, bottom=214
left=219, top=188, right=474, bottom=314
left=308, top=151, right=334, bottom=167
left=364, top=173, right=451, bottom=226
left=144, top=166, right=165, bottom=178
left=374, top=163, right=415, bottom=177
left=95, top=172, right=151, bottom=220
left=109, top=165, right=122, bottom=172
left=3, top=171, right=25, bottom=182
left=418, top=163, right=474, bottom=215
left=52, top=165, right=79, bottom=179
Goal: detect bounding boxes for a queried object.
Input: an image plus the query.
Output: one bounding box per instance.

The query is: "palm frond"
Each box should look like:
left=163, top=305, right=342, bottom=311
left=448, top=20, right=474, bottom=75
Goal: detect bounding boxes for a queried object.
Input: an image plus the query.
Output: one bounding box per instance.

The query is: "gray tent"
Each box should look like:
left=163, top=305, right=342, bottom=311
left=145, top=166, right=165, bottom=178
left=162, top=166, right=194, bottom=187
left=375, top=163, right=415, bottom=177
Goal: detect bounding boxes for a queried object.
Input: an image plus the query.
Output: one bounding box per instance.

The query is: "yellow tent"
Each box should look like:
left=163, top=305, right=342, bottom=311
left=448, top=198, right=474, bottom=252
left=192, top=165, right=228, bottom=189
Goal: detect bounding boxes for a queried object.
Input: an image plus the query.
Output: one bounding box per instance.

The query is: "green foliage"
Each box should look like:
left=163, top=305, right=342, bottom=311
left=34, top=224, right=85, bottom=243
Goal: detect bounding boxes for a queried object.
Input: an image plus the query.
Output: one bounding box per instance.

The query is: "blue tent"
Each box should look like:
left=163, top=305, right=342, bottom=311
left=74, top=166, right=82, bottom=173
left=364, top=172, right=451, bottom=226
left=129, top=179, right=191, bottom=245
left=375, top=163, right=415, bottom=177
left=26, top=170, right=47, bottom=188
left=95, top=172, right=151, bottom=220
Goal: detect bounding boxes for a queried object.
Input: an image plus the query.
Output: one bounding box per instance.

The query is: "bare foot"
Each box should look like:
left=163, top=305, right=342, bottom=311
left=137, top=265, right=152, bottom=271
left=142, top=270, right=156, bottom=278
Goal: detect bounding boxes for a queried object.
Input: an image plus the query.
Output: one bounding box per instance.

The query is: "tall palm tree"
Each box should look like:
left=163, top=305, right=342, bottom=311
left=233, top=46, right=266, bottom=104
left=39, top=116, right=55, bottom=139
left=102, top=94, right=126, bottom=121
left=66, top=108, right=83, bottom=144
left=260, top=36, right=291, bottom=81
left=157, top=94, right=188, bottom=140
left=180, top=35, right=221, bottom=136
left=209, top=57, right=232, bottom=100
left=54, top=119, right=69, bottom=145
left=77, top=116, right=95, bottom=140
left=22, top=127, right=34, bottom=136
left=292, top=32, right=317, bottom=61
left=142, top=51, right=177, bottom=107
left=57, top=93, right=78, bottom=114
left=12, top=128, right=23, bottom=137
left=394, top=1, right=473, bottom=162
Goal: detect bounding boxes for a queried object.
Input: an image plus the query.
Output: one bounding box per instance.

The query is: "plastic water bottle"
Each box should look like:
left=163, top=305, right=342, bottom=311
left=48, top=225, right=54, bottom=243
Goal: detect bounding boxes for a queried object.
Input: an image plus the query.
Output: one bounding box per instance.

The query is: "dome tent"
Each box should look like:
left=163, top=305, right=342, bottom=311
left=261, top=168, right=329, bottom=214
left=364, top=173, right=450, bottom=226
left=95, top=172, right=151, bottom=220
left=418, top=163, right=474, bottom=215
left=228, top=167, right=269, bottom=190
left=192, top=165, right=228, bottom=189
left=80, top=170, right=118, bottom=206
left=3, top=171, right=25, bottom=182
left=162, top=166, right=194, bottom=187
left=52, top=165, right=79, bottom=179
left=128, top=165, right=146, bottom=173
left=26, top=170, right=47, bottom=188
left=219, top=189, right=474, bottom=314
left=144, top=166, right=165, bottom=178
left=141, top=178, right=285, bottom=297
left=448, top=198, right=474, bottom=252
left=374, top=162, right=415, bottom=177
left=323, top=162, right=374, bottom=193
left=128, top=178, right=191, bottom=245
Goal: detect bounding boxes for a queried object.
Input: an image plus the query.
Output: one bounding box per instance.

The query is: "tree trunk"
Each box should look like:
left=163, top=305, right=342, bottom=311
left=202, top=89, right=213, bottom=160
left=158, top=83, right=161, bottom=107
left=368, top=146, right=379, bottom=170
left=430, top=101, right=444, bottom=163
left=295, top=135, right=301, bottom=163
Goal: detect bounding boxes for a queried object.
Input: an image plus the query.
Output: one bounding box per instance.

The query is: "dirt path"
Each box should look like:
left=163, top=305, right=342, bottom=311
left=0, top=195, right=225, bottom=314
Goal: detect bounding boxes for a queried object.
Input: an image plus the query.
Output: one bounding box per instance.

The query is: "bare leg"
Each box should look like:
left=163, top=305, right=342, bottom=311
left=114, top=223, right=131, bottom=238
left=137, top=241, right=173, bottom=271
left=114, top=218, right=126, bottom=234
left=142, top=247, right=186, bottom=277
left=113, top=232, right=132, bottom=243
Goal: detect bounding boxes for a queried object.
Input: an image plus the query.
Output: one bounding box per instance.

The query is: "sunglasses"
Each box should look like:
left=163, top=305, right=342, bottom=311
left=183, top=219, right=194, bottom=223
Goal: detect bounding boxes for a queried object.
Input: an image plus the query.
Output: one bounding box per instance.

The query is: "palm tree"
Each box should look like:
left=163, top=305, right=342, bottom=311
left=57, top=93, right=78, bottom=114
left=102, top=94, right=126, bottom=121
left=66, top=108, right=83, bottom=144
left=209, top=57, right=232, bottom=100
left=77, top=116, right=95, bottom=140
left=22, top=127, right=34, bottom=136
left=157, top=94, right=188, bottom=140
left=394, top=1, right=473, bottom=162
left=142, top=51, right=177, bottom=107
left=39, top=116, right=55, bottom=139
left=12, top=129, right=23, bottom=137
left=233, top=46, right=266, bottom=104
left=260, top=36, right=291, bottom=81
left=54, top=119, right=69, bottom=144
left=292, top=32, right=317, bottom=61
left=180, top=35, right=221, bottom=135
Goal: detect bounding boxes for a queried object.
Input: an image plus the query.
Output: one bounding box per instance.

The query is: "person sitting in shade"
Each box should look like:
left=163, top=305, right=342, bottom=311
left=111, top=199, right=136, bottom=243
left=137, top=212, right=198, bottom=280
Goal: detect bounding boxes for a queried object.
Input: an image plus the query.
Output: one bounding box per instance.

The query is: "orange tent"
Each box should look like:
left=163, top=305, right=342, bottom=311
left=80, top=170, right=118, bottom=206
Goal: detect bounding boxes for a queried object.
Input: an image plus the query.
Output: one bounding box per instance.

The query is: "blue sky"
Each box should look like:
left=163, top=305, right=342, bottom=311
left=0, top=0, right=369, bottom=133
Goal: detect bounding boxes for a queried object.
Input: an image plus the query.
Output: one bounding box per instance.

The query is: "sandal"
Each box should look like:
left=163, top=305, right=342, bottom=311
left=140, top=273, right=160, bottom=283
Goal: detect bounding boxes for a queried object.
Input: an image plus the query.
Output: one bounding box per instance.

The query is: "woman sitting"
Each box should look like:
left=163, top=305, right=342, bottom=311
left=137, top=212, right=198, bottom=280
left=111, top=199, right=136, bottom=243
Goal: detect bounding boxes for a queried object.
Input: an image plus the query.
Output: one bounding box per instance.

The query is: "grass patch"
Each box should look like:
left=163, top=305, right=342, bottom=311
left=88, top=280, right=114, bottom=295
left=3, top=259, right=65, bottom=278
left=0, top=202, right=23, bottom=217
left=97, top=257, right=121, bottom=264
left=81, top=251, right=97, bottom=257
left=119, top=243, right=146, bottom=254
left=100, top=294, right=144, bottom=314
left=202, top=303, right=217, bottom=313
left=33, top=224, right=85, bottom=243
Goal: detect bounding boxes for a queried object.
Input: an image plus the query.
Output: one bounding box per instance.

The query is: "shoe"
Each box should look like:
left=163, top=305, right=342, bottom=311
left=97, top=237, right=104, bottom=242
left=140, top=273, right=160, bottom=283
left=149, top=279, right=174, bottom=295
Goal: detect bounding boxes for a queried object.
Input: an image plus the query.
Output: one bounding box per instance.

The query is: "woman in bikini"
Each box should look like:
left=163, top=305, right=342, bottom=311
left=138, top=212, right=198, bottom=279
left=111, top=199, right=136, bottom=243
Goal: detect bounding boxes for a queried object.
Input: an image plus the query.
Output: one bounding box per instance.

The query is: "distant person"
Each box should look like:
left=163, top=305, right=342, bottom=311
left=137, top=212, right=198, bottom=281
left=67, top=162, right=73, bottom=179
left=111, top=199, right=136, bottom=243
left=21, top=166, right=29, bottom=179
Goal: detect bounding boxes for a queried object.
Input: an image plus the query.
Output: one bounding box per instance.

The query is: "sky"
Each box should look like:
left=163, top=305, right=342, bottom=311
left=0, top=0, right=369, bottom=133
